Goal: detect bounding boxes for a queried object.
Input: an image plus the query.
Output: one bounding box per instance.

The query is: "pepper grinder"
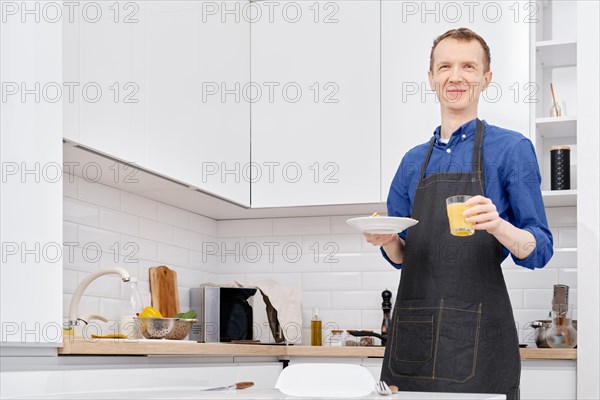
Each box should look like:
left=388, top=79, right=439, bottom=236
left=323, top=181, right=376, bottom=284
left=381, top=289, right=392, bottom=336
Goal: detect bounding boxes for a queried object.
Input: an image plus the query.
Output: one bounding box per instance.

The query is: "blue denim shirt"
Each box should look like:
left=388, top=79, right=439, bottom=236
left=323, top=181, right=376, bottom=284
left=382, top=118, right=553, bottom=270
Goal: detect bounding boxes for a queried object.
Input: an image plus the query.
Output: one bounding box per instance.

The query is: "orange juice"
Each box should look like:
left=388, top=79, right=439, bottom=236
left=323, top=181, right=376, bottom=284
left=446, top=202, right=474, bottom=237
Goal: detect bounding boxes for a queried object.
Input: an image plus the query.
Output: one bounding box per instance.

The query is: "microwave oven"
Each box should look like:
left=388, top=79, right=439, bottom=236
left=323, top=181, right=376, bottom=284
left=189, top=286, right=258, bottom=343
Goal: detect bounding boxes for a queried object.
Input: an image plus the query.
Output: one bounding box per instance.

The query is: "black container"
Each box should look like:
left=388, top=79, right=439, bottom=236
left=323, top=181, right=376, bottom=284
left=550, top=146, right=571, bottom=190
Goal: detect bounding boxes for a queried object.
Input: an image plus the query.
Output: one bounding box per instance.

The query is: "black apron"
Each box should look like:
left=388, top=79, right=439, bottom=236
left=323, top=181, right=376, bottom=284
left=381, top=119, right=520, bottom=399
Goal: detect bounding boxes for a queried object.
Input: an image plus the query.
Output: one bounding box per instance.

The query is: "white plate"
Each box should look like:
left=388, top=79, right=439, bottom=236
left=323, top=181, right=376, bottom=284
left=346, top=216, right=419, bottom=234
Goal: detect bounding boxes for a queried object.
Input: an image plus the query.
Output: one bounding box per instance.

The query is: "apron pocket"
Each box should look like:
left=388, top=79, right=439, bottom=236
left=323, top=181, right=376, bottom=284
left=389, top=311, right=435, bottom=378
left=434, top=301, right=482, bottom=383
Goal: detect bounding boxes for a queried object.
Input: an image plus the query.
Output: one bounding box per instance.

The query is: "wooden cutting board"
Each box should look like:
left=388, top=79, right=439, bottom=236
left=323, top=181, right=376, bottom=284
left=149, top=266, right=180, bottom=318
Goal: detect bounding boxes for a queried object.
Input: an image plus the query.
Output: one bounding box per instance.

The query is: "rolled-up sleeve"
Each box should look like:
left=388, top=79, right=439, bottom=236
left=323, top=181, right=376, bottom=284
left=503, top=139, right=554, bottom=269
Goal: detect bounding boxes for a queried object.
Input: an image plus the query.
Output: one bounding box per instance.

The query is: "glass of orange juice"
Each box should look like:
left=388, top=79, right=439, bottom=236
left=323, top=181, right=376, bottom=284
left=446, top=195, right=475, bottom=237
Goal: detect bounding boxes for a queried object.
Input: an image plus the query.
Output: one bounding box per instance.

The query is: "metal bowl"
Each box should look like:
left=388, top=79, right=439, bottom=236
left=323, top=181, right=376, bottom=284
left=135, top=317, right=198, bottom=340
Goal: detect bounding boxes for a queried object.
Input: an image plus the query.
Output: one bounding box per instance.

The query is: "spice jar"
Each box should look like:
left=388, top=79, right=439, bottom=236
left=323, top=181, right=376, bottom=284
left=329, top=330, right=344, bottom=347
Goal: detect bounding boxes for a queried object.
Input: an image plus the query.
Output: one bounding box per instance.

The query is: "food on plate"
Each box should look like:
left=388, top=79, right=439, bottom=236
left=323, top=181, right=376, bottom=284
left=371, top=212, right=381, bottom=217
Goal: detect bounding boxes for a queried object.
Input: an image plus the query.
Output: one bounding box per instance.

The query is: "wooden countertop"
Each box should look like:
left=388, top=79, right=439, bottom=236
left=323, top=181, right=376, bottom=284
left=59, top=338, right=577, bottom=360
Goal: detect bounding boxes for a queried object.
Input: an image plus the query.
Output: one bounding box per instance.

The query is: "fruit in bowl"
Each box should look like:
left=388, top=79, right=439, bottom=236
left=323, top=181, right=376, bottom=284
left=136, top=309, right=198, bottom=340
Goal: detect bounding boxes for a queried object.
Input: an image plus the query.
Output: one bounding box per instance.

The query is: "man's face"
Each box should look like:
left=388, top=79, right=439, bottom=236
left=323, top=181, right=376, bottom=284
left=428, top=38, right=492, bottom=113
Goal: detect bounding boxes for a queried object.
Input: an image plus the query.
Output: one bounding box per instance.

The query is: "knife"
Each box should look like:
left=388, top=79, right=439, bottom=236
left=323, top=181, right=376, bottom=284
left=202, top=382, right=254, bottom=391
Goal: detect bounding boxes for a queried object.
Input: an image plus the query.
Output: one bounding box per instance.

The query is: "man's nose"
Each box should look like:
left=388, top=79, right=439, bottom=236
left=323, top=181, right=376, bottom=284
left=449, top=67, right=464, bottom=83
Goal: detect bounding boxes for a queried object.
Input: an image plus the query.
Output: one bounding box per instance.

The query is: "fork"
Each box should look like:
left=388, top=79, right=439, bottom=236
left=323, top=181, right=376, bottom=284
left=375, top=380, right=392, bottom=396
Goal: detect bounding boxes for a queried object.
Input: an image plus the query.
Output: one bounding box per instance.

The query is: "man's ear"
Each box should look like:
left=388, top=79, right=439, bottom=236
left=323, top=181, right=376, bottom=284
left=483, top=70, right=493, bottom=90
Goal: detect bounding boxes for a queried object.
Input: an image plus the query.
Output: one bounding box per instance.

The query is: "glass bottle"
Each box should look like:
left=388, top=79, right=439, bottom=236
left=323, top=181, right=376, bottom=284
left=310, top=308, right=322, bottom=346
left=120, top=277, right=143, bottom=339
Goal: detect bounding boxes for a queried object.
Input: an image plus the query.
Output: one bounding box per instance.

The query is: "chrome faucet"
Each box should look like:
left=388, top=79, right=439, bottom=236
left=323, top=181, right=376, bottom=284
left=67, top=267, right=131, bottom=326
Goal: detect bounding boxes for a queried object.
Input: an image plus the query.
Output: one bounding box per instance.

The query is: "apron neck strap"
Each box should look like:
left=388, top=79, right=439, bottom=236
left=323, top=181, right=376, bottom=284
left=472, top=118, right=485, bottom=180
left=418, top=118, right=485, bottom=183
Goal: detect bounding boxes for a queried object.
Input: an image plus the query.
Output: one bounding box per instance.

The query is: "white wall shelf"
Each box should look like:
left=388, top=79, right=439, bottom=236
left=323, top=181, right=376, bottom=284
left=536, top=116, right=577, bottom=140
left=536, top=40, right=577, bottom=68
left=541, top=190, right=577, bottom=208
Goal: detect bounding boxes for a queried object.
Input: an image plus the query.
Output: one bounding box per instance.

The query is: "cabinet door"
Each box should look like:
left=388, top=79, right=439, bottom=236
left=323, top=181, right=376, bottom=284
left=251, top=1, right=380, bottom=207
left=77, top=1, right=139, bottom=163
left=1, top=16, right=63, bottom=346
left=381, top=1, right=530, bottom=201
left=142, top=1, right=250, bottom=206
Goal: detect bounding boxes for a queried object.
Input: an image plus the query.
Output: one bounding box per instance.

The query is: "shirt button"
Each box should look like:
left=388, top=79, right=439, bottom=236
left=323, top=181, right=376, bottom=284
left=446, top=148, right=452, bottom=154
left=462, top=134, right=466, bottom=139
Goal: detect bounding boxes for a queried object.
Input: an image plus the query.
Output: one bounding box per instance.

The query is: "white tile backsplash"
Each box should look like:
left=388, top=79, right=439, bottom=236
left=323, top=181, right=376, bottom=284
left=157, top=203, right=189, bottom=229
left=139, top=218, right=174, bottom=244
left=217, top=219, right=273, bottom=238
left=503, top=268, right=560, bottom=289
left=303, top=272, right=361, bottom=291
left=189, top=213, right=217, bottom=236
left=524, top=289, right=554, bottom=309
left=301, top=234, right=362, bottom=255
left=301, top=291, right=331, bottom=309
left=273, top=216, right=330, bottom=235
left=121, top=235, right=158, bottom=261
left=331, top=291, right=381, bottom=310
left=62, top=175, right=578, bottom=333
left=558, top=268, right=578, bottom=288
left=78, top=225, right=120, bottom=254
left=157, top=243, right=189, bottom=267
left=64, top=198, right=99, bottom=227
left=331, top=215, right=364, bottom=234
left=99, top=208, right=139, bottom=236
left=63, top=173, right=78, bottom=198
left=78, top=179, right=121, bottom=210
left=121, top=192, right=158, bottom=220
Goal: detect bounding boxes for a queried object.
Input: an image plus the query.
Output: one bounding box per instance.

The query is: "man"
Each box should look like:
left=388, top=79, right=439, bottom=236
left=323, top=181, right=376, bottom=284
left=366, top=28, right=553, bottom=399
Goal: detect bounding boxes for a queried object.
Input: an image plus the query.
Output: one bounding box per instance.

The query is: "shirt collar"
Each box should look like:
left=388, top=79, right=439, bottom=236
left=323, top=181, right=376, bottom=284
left=433, top=118, right=481, bottom=146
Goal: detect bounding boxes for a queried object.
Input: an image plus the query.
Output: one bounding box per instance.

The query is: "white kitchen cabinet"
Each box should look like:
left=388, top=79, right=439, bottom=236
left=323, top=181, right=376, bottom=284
left=141, top=1, right=250, bottom=206
left=521, top=360, right=576, bottom=399
left=381, top=1, right=530, bottom=201
left=70, top=1, right=141, bottom=163
left=65, top=1, right=251, bottom=206
left=1, top=14, right=63, bottom=346
left=251, top=1, right=380, bottom=207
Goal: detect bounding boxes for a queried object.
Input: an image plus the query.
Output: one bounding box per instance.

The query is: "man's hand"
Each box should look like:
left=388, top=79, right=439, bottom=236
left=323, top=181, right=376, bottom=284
left=463, top=195, right=505, bottom=235
left=364, top=233, right=399, bottom=247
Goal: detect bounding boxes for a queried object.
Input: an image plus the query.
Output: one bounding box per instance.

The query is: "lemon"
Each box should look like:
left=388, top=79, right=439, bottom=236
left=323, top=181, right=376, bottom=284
left=139, top=306, right=163, bottom=318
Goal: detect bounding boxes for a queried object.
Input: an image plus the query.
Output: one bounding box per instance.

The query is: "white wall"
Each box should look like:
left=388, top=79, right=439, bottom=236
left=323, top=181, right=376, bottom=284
left=64, top=175, right=577, bottom=346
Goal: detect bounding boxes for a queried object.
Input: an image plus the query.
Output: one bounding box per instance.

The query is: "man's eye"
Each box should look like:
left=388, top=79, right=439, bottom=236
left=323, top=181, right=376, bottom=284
left=465, top=65, right=475, bottom=69
left=439, top=65, right=449, bottom=70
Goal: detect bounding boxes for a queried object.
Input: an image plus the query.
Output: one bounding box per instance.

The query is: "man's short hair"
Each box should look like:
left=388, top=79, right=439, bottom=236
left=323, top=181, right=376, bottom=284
left=429, top=28, right=491, bottom=72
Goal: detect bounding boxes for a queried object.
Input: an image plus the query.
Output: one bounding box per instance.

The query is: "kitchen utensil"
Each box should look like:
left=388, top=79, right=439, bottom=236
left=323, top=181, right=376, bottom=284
left=149, top=266, right=180, bottom=318
left=347, top=330, right=387, bottom=346
left=375, top=381, right=392, bottom=396
left=346, top=216, right=418, bottom=234
left=136, top=317, right=198, bottom=340
left=202, top=382, right=254, bottom=391
left=550, top=83, right=561, bottom=117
